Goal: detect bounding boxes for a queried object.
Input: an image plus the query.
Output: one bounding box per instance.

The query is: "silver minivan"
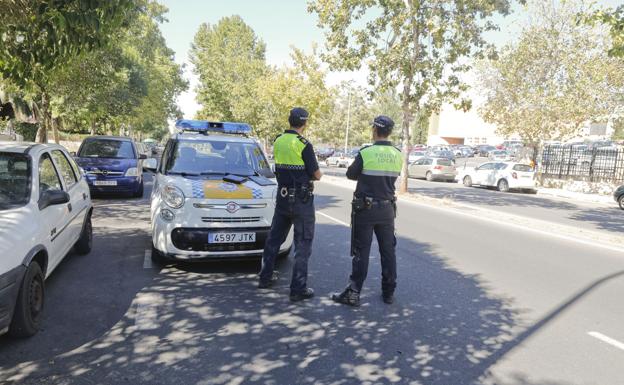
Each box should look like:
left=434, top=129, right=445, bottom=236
left=408, top=157, right=457, bottom=182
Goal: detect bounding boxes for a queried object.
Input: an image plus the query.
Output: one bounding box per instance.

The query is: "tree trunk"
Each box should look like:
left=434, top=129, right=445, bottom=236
left=35, top=93, right=50, bottom=143
left=52, top=118, right=60, bottom=144
left=398, top=79, right=412, bottom=194
left=90, top=121, right=96, bottom=136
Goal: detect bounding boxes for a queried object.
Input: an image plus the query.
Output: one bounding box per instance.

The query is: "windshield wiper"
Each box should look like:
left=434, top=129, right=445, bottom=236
left=168, top=171, right=201, bottom=177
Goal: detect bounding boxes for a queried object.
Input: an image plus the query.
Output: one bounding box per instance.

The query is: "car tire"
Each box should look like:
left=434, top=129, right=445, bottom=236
left=425, top=172, right=433, bottom=182
left=9, top=262, right=44, bottom=338
left=463, top=176, right=472, bottom=187
left=325, top=160, right=330, bottom=167
left=151, top=245, right=168, bottom=265
left=133, top=180, right=144, bottom=198
left=74, top=214, right=93, bottom=255
left=497, top=179, right=510, bottom=193
left=619, top=195, right=624, bottom=210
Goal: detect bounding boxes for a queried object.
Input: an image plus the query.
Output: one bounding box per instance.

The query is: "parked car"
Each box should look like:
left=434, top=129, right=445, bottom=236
left=316, top=148, right=334, bottom=161
left=408, top=157, right=457, bottom=182
left=614, top=185, right=624, bottom=210
left=459, top=162, right=536, bottom=193
left=147, top=120, right=292, bottom=263
left=74, top=136, right=147, bottom=197
left=408, top=150, right=427, bottom=163
left=325, top=152, right=354, bottom=168
left=0, top=142, right=93, bottom=337
left=428, top=150, right=455, bottom=162
left=489, top=150, right=512, bottom=161
left=478, top=145, right=497, bottom=157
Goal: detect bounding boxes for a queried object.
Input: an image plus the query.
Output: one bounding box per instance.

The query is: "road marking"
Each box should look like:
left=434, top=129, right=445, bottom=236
left=588, top=331, right=624, bottom=351
left=317, top=211, right=349, bottom=227
left=143, top=249, right=152, bottom=269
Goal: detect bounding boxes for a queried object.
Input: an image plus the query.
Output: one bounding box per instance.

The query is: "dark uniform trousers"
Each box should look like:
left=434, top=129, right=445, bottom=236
left=260, top=193, right=315, bottom=294
left=349, top=201, right=397, bottom=294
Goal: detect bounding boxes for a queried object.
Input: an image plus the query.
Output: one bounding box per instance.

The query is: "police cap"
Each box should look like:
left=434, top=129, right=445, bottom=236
left=373, top=115, right=394, bottom=131
left=289, top=107, right=309, bottom=128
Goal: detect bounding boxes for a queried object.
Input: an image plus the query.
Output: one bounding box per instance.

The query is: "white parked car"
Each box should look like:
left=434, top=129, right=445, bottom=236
left=147, top=121, right=293, bottom=263
left=489, top=150, right=512, bottom=161
left=459, top=162, right=536, bottom=193
left=408, top=150, right=427, bottom=163
left=0, top=142, right=92, bottom=337
left=325, top=152, right=354, bottom=168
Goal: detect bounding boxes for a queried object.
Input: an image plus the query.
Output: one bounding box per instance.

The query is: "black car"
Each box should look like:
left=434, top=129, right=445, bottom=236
left=614, top=185, right=624, bottom=210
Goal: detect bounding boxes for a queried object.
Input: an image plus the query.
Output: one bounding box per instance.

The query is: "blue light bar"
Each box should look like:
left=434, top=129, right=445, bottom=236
left=175, top=119, right=252, bottom=135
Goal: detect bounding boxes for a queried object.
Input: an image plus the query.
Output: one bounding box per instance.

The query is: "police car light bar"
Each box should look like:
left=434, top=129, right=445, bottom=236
left=175, top=120, right=252, bottom=135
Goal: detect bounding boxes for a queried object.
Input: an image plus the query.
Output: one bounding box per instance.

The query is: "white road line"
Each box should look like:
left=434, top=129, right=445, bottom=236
left=588, top=331, right=624, bottom=351
left=143, top=249, right=152, bottom=269
left=317, top=211, right=349, bottom=227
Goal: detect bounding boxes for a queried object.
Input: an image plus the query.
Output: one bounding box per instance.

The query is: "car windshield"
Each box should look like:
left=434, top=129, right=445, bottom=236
left=411, top=151, right=425, bottom=156
left=166, top=139, right=272, bottom=177
left=0, top=152, right=31, bottom=210
left=78, top=139, right=136, bottom=159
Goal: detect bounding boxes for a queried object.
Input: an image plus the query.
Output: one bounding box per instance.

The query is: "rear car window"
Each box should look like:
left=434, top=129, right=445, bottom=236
left=512, top=164, right=533, bottom=172
left=79, top=139, right=136, bottom=159
left=436, top=159, right=452, bottom=166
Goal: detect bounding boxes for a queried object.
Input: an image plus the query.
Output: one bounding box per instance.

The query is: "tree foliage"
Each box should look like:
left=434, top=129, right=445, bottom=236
left=309, top=0, right=516, bottom=192
left=479, top=1, right=624, bottom=157
left=582, top=4, right=624, bottom=58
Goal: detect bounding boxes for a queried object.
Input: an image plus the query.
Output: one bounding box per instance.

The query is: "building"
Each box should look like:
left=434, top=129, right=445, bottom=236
left=427, top=105, right=511, bottom=146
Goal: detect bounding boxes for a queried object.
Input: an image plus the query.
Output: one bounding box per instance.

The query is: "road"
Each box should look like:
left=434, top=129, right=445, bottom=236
left=321, top=162, right=621, bottom=236
left=0, top=175, right=623, bottom=385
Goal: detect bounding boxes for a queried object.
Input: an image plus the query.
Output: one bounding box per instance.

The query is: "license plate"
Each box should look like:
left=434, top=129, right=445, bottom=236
left=94, top=180, right=117, bottom=186
left=208, top=232, right=256, bottom=244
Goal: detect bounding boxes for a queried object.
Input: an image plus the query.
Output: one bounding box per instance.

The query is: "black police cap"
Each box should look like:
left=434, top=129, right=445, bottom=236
left=373, top=115, right=394, bottom=130
left=289, top=107, right=309, bottom=127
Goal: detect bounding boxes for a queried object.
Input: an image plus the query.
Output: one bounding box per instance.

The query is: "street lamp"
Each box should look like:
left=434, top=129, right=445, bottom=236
left=344, top=91, right=351, bottom=154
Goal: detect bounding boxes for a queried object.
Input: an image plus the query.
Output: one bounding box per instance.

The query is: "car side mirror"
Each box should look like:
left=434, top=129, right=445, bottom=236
left=143, top=158, right=158, bottom=173
left=139, top=154, right=148, bottom=160
left=70, top=151, right=77, bottom=157
left=39, top=189, right=70, bottom=210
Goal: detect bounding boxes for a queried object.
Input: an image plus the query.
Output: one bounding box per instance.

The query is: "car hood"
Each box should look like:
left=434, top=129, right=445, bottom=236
left=75, top=157, right=135, bottom=172
left=161, top=175, right=277, bottom=200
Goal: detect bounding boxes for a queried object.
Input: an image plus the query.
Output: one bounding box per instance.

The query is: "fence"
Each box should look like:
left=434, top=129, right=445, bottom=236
left=539, top=145, right=624, bottom=183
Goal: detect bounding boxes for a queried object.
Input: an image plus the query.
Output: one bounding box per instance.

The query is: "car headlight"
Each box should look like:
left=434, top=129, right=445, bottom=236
left=125, top=167, right=139, bottom=177
left=162, top=185, right=185, bottom=209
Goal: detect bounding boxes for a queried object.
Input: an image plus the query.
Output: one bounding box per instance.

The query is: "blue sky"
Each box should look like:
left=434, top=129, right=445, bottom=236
left=159, top=0, right=622, bottom=118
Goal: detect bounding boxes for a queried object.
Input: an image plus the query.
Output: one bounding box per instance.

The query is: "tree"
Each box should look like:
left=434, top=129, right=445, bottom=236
left=478, top=1, right=624, bottom=160
left=309, top=0, right=515, bottom=193
left=190, top=16, right=267, bottom=123
left=0, top=0, right=137, bottom=142
left=582, top=5, right=624, bottom=58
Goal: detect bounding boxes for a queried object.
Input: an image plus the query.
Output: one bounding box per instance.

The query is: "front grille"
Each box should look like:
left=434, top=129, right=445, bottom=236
left=86, top=170, right=124, bottom=176
left=171, top=227, right=270, bottom=252
left=201, top=216, right=262, bottom=223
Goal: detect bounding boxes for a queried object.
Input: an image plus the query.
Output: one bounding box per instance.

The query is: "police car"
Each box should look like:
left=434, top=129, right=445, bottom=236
left=145, top=120, right=293, bottom=263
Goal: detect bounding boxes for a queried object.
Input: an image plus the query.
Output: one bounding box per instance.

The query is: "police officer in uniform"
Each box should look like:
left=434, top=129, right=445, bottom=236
left=332, top=115, right=402, bottom=307
left=258, top=107, right=322, bottom=302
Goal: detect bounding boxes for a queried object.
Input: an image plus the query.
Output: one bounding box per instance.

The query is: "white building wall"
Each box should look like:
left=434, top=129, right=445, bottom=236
left=427, top=105, right=509, bottom=146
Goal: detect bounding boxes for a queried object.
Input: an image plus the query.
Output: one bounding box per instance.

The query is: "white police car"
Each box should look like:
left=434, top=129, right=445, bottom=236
left=0, top=142, right=92, bottom=337
left=145, top=120, right=293, bottom=263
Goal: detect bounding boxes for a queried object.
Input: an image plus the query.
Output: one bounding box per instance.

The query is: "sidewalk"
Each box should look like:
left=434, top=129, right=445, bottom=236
left=536, top=187, right=615, bottom=205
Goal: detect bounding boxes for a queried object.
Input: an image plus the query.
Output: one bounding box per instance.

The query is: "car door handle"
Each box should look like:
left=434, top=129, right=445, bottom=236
left=67, top=203, right=73, bottom=212
left=83, top=192, right=87, bottom=200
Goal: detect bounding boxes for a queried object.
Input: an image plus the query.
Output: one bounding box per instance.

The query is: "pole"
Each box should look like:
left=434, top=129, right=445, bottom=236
left=344, top=92, right=351, bottom=154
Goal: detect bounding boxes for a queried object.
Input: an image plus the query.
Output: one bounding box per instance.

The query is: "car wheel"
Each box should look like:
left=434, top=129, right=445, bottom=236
left=463, top=176, right=472, bottom=187
left=133, top=180, right=144, bottom=198
left=497, top=179, right=510, bottom=193
left=619, top=195, right=624, bottom=210
left=325, top=160, right=330, bottom=167
left=74, top=214, right=93, bottom=255
left=151, top=245, right=168, bottom=265
left=425, top=171, right=433, bottom=182
left=9, top=262, right=44, bottom=337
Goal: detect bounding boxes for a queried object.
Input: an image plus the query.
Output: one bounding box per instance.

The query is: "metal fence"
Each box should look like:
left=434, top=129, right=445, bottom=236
left=539, top=145, right=624, bottom=183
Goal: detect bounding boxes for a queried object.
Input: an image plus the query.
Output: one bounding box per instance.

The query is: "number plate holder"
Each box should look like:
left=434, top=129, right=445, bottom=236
left=208, top=232, right=256, bottom=244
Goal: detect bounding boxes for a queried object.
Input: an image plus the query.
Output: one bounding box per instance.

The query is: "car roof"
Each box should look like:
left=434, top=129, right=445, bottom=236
left=84, top=135, right=134, bottom=142
left=171, top=132, right=257, bottom=144
left=0, top=141, right=65, bottom=154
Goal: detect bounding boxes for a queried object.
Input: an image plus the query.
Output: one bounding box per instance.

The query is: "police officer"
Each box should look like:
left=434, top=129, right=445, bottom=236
left=332, top=115, right=402, bottom=307
left=258, top=107, right=322, bottom=302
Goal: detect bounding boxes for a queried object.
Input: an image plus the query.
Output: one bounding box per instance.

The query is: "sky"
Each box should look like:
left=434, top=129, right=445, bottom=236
left=158, top=0, right=622, bottom=119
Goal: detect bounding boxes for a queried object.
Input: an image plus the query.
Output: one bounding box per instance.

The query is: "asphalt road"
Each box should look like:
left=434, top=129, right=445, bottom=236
left=1, top=175, right=623, bottom=385
left=321, top=162, right=621, bottom=236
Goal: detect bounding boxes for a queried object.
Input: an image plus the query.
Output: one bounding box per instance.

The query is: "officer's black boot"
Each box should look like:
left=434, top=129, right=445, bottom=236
left=331, top=287, right=361, bottom=307
left=382, top=292, right=394, bottom=304
left=289, top=288, right=315, bottom=302
left=258, top=271, right=279, bottom=289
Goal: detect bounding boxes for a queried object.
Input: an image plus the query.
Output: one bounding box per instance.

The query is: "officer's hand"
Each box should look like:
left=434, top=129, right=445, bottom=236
left=313, top=169, right=323, bottom=181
